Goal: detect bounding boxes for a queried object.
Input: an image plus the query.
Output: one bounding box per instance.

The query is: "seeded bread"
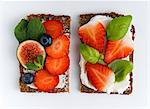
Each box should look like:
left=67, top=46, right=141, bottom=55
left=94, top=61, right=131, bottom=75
left=79, top=12, right=135, bottom=95
left=19, top=14, right=71, bottom=93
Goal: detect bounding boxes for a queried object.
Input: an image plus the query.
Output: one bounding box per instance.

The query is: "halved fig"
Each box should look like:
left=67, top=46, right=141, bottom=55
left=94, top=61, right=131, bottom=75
left=17, top=40, right=46, bottom=68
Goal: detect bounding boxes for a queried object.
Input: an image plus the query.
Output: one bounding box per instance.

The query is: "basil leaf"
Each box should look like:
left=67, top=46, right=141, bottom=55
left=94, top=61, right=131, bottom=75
left=107, top=15, right=132, bottom=40
left=26, top=62, right=40, bottom=71
left=80, top=43, right=101, bottom=64
left=27, top=18, right=45, bottom=41
left=108, top=59, right=133, bottom=82
left=26, top=55, right=45, bottom=71
left=14, top=19, right=29, bottom=42
left=37, top=55, right=44, bottom=65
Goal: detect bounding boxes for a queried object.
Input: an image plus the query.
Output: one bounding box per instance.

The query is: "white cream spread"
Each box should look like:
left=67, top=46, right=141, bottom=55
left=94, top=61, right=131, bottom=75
left=80, top=56, right=97, bottom=90
left=90, top=15, right=112, bottom=29
left=107, top=74, right=130, bottom=94
left=55, top=72, right=68, bottom=88
left=79, top=15, right=132, bottom=94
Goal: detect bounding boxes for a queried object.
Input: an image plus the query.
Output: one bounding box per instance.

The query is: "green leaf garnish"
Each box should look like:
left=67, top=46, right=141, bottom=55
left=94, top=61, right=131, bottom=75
left=25, top=55, right=45, bottom=71
left=80, top=43, right=105, bottom=64
left=26, top=62, right=40, bottom=71
left=108, top=59, right=133, bottom=82
left=14, top=19, right=29, bottom=42
left=27, top=18, right=45, bottom=41
left=37, top=55, right=44, bottom=66
left=107, top=15, right=132, bottom=40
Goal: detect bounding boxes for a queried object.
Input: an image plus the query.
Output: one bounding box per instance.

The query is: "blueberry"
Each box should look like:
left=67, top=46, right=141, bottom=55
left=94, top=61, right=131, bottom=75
left=40, top=34, right=52, bottom=47
left=22, top=73, right=34, bottom=84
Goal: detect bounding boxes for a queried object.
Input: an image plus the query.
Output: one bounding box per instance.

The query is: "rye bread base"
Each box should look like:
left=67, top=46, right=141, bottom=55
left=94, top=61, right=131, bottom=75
left=79, top=12, right=135, bottom=95
left=19, top=14, right=71, bottom=93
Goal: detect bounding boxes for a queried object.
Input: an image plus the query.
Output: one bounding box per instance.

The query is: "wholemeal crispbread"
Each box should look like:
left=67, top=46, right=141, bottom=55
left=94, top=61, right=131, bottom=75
left=19, top=14, right=71, bottom=93
left=79, top=12, right=135, bottom=95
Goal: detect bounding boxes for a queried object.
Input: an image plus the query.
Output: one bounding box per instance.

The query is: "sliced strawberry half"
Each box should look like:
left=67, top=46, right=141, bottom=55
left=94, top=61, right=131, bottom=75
left=105, top=36, right=134, bottom=64
left=45, top=56, right=70, bottom=75
left=34, top=69, right=59, bottom=92
left=43, top=20, right=63, bottom=39
left=86, top=63, right=115, bottom=92
left=46, top=35, right=70, bottom=58
left=78, top=21, right=106, bottom=52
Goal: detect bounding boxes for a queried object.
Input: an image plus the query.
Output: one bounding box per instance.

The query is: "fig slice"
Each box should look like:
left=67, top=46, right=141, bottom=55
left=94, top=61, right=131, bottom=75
left=17, top=40, right=46, bottom=69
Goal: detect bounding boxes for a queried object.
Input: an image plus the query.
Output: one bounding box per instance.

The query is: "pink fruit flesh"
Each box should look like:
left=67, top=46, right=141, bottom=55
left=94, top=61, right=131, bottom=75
left=19, top=42, right=44, bottom=65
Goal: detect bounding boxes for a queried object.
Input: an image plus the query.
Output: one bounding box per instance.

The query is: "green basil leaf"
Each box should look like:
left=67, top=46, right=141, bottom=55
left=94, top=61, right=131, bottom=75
left=26, top=62, right=40, bottom=71
left=25, top=55, right=45, bottom=71
left=80, top=43, right=100, bottom=64
left=37, top=55, right=44, bottom=65
left=107, top=15, right=132, bottom=40
left=27, top=18, right=45, bottom=41
left=14, top=19, right=29, bottom=42
left=108, top=59, right=133, bottom=82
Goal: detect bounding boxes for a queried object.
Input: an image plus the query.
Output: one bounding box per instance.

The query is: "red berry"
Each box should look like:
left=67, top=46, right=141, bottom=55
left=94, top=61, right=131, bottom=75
left=45, top=56, right=70, bottom=75
left=43, top=20, right=63, bottom=39
left=34, top=69, right=59, bottom=92
left=78, top=22, right=105, bottom=52
left=46, top=35, right=70, bottom=58
left=86, top=63, right=114, bottom=91
left=105, top=36, right=134, bottom=64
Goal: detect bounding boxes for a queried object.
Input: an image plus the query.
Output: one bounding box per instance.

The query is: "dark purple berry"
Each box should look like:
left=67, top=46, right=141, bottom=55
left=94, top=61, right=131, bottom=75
left=40, top=34, right=52, bottom=47
left=22, top=73, right=34, bottom=84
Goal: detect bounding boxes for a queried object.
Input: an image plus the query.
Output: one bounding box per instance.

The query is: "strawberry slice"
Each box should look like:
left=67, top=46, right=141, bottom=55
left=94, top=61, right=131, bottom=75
left=34, top=69, right=59, bottom=92
left=86, top=63, right=115, bottom=92
left=45, top=56, right=69, bottom=75
left=105, top=36, right=134, bottom=64
left=43, top=20, right=63, bottom=39
left=78, top=21, right=105, bottom=52
left=46, top=35, right=70, bottom=58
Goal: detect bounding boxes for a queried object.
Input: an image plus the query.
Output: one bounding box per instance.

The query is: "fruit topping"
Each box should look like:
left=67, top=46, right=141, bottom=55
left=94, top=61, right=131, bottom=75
left=17, top=40, right=46, bottom=69
left=34, top=69, right=59, bottom=92
left=80, top=43, right=105, bottom=64
left=40, top=33, right=52, bottom=47
left=86, top=63, right=115, bottom=91
left=43, top=20, right=63, bottom=39
left=22, top=73, right=34, bottom=84
left=105, top=36, right=134, bottom=64
left=78, top=20, right=105, bottom=52
left=45, top=56, right=69, bottom=75
left=46, top=35, right=70, bottom=58
left=107, top=15, right=132, bottom=40
left=108, top=59, right=133, bottom=82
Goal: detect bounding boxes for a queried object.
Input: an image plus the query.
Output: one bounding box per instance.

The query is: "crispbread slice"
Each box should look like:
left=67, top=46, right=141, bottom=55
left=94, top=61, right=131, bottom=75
left=79, top=12, right=135, bottom=95
left=19, top=14, right=71, bottom=93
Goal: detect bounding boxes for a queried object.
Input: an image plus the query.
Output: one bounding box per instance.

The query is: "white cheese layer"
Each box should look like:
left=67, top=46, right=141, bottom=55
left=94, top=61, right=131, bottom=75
left=80, top=15, right=132, bottom=94
left=79, top=56, right=97, bottom=90
left=55, top=72, right=68, bottom=88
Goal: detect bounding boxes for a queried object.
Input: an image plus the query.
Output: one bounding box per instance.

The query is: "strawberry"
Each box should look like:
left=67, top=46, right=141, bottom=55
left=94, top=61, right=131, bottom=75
left=86, top=63, right=114, bottom=92
left=46, top=35, right=70, bottom=58
left=45, top=56, right=69, bottom=75
left=105, top=36, right=134, bottom=64
left=78, top=21, right=105, bottom=52
left=34, top=69, right=59, bottom=92
left=43, top=20, right=63, bottom=39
